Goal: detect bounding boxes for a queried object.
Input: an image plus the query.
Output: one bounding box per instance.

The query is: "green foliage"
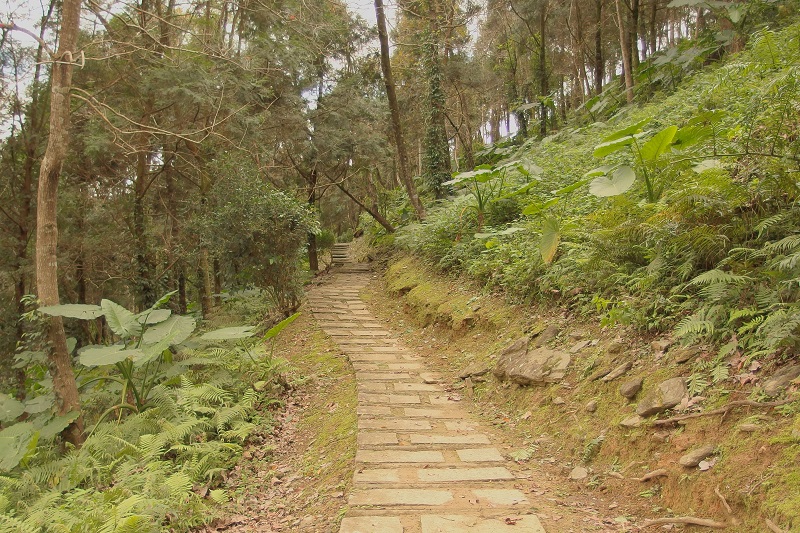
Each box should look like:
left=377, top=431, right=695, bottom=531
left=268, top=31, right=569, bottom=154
left=0, top=291, right=294, bottom=531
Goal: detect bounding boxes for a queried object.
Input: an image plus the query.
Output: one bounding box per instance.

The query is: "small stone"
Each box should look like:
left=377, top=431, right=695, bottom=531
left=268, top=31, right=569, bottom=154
left=458, top=363, right=490, bottom=380
left=532, top=324, right=560, bottom=348
left=602, top=361, right=633, bottom=382
left=569, top=466, right=589, bottom=480
left=570, top=340, right=592, bottom=353
left=619, top=377, right=644, bottom=399
left=607, top=341, right=625, bottom=355
left=651, top=339, right=671, bottom=355
left=620, top=415, right=645, bottom=428
left=585, top=400, right=598, bottom=413
left=673, top=346, right=701, bottom=364
left=678, top=444, right=716, bottom=467
left=652, top=430, right=672, bottom=442
left=552, top=396, right=566, bottom=405
left=569, top=331, right=585, bottom=339
left=636, top=377, right=687, bottom=417
left=588, top=367, right=612, bottom=381
left=738, top=423, right=760, bottom=433
left=763, top=364, right=800, bottom=397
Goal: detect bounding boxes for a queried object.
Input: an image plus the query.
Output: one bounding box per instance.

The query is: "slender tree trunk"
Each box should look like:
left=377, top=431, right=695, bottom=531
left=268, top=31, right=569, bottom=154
left=307, top=168, right=319, bottom=272
left=630, top=0, right=640, bottom=66
left=375, top=0, right=425, bottom=219
left=35, top=0, right=84, bottom=446
left=213, top=259, right=222, bottom=306
left=594, top=0, right=604, bottom=95
left=538, top=1, right=549, bottom=138
left=134, top=146, right=155, bottom=310
left=422, top=0, right=451, bottom=198
left=615, top=0, right=634, bottom=103
left=198, top=248, right=213, bottom=316
left=325, top=172, right=395, bottom=233
left=649, top=0, right=658, bottom=54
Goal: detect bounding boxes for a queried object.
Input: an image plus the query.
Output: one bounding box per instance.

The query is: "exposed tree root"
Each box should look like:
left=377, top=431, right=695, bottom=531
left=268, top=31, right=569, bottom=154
left=653, top=398, right=795, bottom=426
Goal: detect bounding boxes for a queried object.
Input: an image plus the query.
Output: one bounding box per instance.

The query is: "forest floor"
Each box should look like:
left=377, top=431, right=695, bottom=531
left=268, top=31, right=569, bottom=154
left=208, top=252, right=798, bottom=532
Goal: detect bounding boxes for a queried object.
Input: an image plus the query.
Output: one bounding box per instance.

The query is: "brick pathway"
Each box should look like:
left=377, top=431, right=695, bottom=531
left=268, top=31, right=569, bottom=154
left=307, top=263, right=545, bottom=533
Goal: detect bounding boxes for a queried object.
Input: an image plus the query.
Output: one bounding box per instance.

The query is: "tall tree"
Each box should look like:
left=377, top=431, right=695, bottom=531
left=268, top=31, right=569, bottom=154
left=375, top=0, right=426, bottom=219
left=34, top=0, right=85, bottom=445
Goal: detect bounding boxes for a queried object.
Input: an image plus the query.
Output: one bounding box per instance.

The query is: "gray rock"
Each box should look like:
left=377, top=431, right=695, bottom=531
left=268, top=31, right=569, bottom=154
left=493, top=337, right=529, bottom=380
left=532, top=324, right=560, bottom=348
left=673, top=346, right=701, bottom=364
left=607, top=341, right=625, bottom=355
left=738, top=423, right=760, bottom=433
left=763, top=364, right=800, bottom=397
left=552, top=396, right=566, bottom=405
left=585, top=400, right=598, bottom=413
left=570, top=340, right=592, bottom=354
left=635, top=377, right=687, bottom=417
left=588, top=366, right=612, bottom=381
left=569, top=466, right=589, bottom=480
left=494, top=338, right=571, bottom=385
left=619, top=377, right=644, bottom=399
left=459, top=363, right=490, bottom=380
left=652, top=339, right=671, bottom=355
left=601, top=361, right=633, bottom=382
left=679, top=444, right=716, bottom=467
left=619, top=415, right=645, bottom=428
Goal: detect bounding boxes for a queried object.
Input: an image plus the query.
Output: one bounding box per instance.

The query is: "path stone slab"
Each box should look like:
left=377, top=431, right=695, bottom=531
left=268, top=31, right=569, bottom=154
left=359, top=419, right=432, bottom=431
left=417, top=467, right=515, bottom=483
left=394, top=383, right=441, bottom=392
left=471, top=489, right=529, bottom=506
left=354, top=469, right=400, bottom=483
left=357, top=372, right=412, bottom=381
left=341, top=516, right=403, bottom=533
left=445, top=421, right=478, bottom=431
left=355, top=450, right=445, bottom=463
left=405, top=408, right=462, bottom=419
left=359, top=393, right=421, bottom=404
left=349, top=353, right=401, bottom=362
left=409, top=434, right=491, bottom=445
left=358, top=382, right=387, bottom=392
left=358, top=432, right=399, bottom=445
left=456, top=448, right=505, bottom=462
left=420, top=515, right=544, bottom=533
left=430, top=395, right=461, bottom=405
left=350, top=489, right=453, bottom=506
left=357, top=405, right=392, bottom=416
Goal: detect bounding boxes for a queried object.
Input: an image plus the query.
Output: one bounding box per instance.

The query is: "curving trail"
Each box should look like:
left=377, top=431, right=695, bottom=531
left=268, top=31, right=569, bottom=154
left=307, top=250, right=545, bottom=533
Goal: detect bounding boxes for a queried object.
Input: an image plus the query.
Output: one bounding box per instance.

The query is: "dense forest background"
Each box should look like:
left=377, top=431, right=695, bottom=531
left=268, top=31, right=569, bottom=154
left=1, top=0, right=799, bottom=529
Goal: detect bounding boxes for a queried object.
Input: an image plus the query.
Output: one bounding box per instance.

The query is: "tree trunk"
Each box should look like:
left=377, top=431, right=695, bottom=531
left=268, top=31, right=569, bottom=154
left=198, top=248, right=213, bottom=316
left=375, top=0, right=426, bottom=219
left=615, top=0, right=634, bottom=103
left=325, top=172, right=395, bottom=233
left=35, top=0, right=84, bottom=446
left=538, top=1, right=549, bottom=138
left=630, top=0, right=640, bottom=67
left=134, top=138, right=155, bottom=310
left=307, top=168, right=319, bottom=272
left=595, top=0, right=604, bottom=94
left=422, top=0, right=451, bottom=199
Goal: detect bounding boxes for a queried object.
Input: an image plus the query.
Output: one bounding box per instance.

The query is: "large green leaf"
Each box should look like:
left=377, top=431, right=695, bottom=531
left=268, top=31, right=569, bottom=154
left=136, top=309, right=172, bottom=325
left=79, top=345, right=145, bottom=367
left=0, top=393, right=25, bottom=423
left=540, top=218, right=561, bottom=264
left=38, top=411, right=80, bottom=441
left=443, top=168, right=494, bottom=186
left=39, top=304, right=103, bottom=320
left=200, top=325, right=256, bottom=341
left=143, top=314, right=195, bottom=345
left=149, top=290, right=178, bottom=310
left=0, top=422, right=37, bottom=471
left=593, top=135, right=636, bottom=158
left=640, top=125, right=678, bottom=162
left=23, top=394, right=54, bottom=415
left=601, top=118, right=651, bottom=142
left=589, top=166, right=636, bottom=197
left=522, top=197, right=559, bottom=216
left=101, top=299, right=142, bottom=338
left=264, top=312, right=301, bottom=340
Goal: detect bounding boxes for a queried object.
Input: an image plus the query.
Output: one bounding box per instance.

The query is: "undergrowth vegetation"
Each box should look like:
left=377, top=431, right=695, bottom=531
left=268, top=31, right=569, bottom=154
left=0, top=292, right=294, bottom=531
left=388, top=22, right=800, bottom=366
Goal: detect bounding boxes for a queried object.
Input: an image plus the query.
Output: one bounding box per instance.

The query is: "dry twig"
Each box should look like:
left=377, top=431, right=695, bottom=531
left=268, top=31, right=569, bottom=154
left=765, top=518, right=786, bottom=533
left=714, top=485, right=733, bottom=515
left=639, top=516, right=727, bottom=529
left=633, top=469, right=668, bottom=482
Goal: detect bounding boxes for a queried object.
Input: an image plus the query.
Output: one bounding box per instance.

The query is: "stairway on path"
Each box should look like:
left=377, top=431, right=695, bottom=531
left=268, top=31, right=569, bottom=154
left=331, top=243, right=351, bottom=265
left=307, top=267, right=545, bottom=533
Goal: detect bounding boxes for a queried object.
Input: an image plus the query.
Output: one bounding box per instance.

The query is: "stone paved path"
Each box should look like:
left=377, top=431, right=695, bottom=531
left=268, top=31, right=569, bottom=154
left=307, top=259, right=545, bottom=533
